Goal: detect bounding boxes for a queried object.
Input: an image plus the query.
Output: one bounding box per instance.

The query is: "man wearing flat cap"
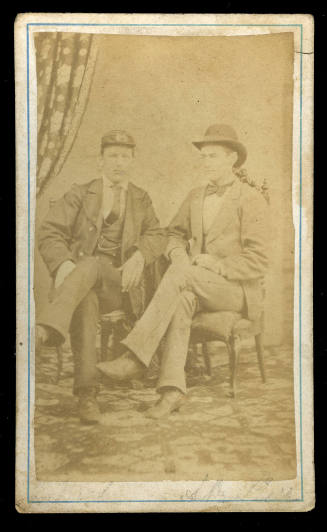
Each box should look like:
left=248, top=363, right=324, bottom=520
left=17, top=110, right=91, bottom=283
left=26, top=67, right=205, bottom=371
left=36, top=130, right=166, bottom=424
left=98, top=124, right=269, bottom=418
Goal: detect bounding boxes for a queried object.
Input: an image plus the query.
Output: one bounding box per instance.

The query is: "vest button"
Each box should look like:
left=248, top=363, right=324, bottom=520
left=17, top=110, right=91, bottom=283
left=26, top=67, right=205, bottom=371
left=79, top=251, right=84, bottom=257
left=89, top=226, right=94, bottom=231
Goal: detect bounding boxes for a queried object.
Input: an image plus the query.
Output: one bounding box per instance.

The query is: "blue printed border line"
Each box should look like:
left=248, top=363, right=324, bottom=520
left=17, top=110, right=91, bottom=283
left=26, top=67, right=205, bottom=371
left=26, top=22, right=303, bottom=504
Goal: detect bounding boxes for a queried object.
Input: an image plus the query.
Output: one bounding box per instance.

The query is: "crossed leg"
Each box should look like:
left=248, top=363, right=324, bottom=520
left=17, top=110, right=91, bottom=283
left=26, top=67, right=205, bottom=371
left=122, top=264, right=244, bottom=393
left=156, top=265, right=244, bottom=393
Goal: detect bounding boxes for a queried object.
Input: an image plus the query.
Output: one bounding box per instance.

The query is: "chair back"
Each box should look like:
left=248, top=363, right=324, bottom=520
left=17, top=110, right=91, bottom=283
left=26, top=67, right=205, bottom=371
left=234, top=167, right=270, bottom=204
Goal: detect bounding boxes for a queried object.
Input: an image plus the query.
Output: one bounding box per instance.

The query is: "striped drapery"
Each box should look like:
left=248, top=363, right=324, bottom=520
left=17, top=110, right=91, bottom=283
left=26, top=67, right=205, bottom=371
left=34, top=32, right=99, bottom=197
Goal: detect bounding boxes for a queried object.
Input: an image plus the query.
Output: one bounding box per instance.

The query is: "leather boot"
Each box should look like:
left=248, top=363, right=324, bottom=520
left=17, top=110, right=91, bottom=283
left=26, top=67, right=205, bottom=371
left=145, top=388, right=186, bottom=419
left=96, top=350, right=145, bottom=381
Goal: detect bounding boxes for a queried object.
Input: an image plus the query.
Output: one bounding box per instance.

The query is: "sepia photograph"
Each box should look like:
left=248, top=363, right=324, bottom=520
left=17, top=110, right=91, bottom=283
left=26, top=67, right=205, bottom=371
left=15, top=13, right=314, bottom=512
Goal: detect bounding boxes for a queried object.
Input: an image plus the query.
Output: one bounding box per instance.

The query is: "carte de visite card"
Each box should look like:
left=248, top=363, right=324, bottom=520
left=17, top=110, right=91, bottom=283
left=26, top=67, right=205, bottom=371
left=15, top=12, right=314, bottom=513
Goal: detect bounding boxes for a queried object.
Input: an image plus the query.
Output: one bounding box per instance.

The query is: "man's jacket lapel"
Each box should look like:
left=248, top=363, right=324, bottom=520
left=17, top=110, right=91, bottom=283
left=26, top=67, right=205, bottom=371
left=82, top=178, right=103, bottom=233
left=121, top=182, right=141, bottom=261
left=190, top=187, right=206, bottom=256
left=205, top=179, right=241, bottom=246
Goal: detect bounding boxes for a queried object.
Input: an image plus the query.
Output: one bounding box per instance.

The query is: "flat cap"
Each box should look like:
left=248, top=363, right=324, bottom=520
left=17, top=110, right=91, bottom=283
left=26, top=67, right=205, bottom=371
left=101, top=130, right=135, bottom=150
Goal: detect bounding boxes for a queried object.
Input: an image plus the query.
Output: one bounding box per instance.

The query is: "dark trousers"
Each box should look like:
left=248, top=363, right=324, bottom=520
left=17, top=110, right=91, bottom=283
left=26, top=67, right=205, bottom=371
left=38, top=255, right=123, bottom=394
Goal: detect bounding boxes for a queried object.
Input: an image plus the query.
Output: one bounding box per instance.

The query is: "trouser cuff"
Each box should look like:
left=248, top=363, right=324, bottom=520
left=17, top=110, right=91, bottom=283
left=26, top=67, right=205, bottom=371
left=120, top=339, right=151, bottom=368
left=156, top=379, right=187, bottom=395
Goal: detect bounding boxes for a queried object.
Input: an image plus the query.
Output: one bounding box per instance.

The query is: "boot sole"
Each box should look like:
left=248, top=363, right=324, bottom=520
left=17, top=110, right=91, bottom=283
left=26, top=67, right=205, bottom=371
left=97, top=365, right=144, bottom=382
left=145, top=398, right=186, bottom=419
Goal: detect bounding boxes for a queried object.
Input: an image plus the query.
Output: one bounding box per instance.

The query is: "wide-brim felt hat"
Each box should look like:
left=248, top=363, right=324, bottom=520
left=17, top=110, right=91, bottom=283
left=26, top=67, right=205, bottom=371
left=193, top=124, right=247, bottom=167
left=101, top=130, right=135, bottom=150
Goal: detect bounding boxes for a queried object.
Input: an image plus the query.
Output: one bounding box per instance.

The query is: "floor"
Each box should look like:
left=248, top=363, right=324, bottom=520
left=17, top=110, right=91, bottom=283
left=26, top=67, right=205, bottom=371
left=34, top=342, right=297, bottom=482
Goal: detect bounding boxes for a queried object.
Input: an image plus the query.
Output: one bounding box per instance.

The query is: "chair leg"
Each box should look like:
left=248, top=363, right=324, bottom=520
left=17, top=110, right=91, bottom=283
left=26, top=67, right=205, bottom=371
left=185, top=343, right=196, bottom=373
left=202, top=342, right=212, bottom=376
left=255, top=333, right=266, bottom=383
left=111, top=322, right=122, bottom=360
left=56, top=345, right=63, bottom=384
left=227, top=335, right=241, bottom=398
left=185, top=343, right=206, bottom=377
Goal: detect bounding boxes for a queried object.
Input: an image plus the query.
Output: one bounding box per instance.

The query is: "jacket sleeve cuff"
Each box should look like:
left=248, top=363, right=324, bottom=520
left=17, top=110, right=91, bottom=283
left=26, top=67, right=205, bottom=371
left=167, top=247, right=189, bottom=262
left=130, top=242, right=151, bottom=266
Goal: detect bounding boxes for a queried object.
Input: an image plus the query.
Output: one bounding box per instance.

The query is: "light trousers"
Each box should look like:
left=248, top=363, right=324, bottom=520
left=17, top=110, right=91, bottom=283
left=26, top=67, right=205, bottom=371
left=122, top=264, right=244, bottom=393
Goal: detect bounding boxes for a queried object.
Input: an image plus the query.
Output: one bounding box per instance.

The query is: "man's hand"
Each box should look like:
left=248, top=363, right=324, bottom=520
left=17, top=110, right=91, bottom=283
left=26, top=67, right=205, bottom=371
left=169, top=248, right=190, bottom=268
left=168, top=263, right=190, bottom=291
left=120, top=250, right=145, bottom=293
left=167, top=248, right=191, bottom=291
left=55, top=260, right=76, bottom=289
left=192, top=254, right=226, bottom=276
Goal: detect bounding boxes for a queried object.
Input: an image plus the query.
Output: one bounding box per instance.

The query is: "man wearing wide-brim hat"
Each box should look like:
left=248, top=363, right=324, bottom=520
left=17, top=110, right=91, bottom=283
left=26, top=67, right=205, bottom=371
left=35, top=130, right=167, bottom=424
left=98, top=124, right=269, bottom=418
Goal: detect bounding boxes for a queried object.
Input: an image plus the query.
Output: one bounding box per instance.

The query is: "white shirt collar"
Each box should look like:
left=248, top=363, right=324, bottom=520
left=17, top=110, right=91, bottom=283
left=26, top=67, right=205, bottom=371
left=206, top=175, right=236, bottom=188
left=102, top=175, right=129, bottom=191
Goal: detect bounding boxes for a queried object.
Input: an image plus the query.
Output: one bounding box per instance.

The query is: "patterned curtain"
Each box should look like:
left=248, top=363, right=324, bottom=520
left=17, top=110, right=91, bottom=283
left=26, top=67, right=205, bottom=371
left=34, top=32, right=99, bottom=197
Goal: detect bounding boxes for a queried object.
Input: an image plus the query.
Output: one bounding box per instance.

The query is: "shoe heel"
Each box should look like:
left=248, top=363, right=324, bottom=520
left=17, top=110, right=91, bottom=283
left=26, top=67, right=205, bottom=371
left=171, top=398, right=185, bottom=413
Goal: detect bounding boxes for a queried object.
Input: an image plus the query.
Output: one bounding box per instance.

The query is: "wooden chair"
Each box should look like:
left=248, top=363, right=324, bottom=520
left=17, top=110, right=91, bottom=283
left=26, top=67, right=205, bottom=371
left=98, top=309, right=132, bottom=362
left=190, top=282, right=266, bottom=398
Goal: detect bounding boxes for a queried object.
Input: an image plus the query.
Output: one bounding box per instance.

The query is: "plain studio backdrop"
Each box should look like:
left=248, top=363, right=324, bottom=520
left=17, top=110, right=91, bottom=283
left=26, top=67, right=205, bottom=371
left=34, top=32, right=294, bottom=347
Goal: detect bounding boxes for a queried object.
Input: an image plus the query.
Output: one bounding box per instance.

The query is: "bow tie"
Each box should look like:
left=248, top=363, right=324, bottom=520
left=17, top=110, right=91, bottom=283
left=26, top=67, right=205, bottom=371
left=206, top=182, right=232, bottom=197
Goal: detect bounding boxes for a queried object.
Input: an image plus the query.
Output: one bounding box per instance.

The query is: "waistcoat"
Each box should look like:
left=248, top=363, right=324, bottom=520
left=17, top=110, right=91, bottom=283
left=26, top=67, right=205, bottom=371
left=96, top=187, right=125, bottom=263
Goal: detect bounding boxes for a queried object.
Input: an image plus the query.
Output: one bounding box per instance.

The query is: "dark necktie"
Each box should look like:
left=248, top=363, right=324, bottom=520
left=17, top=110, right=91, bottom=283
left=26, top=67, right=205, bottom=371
left=105, top=185, right=122, bottom=225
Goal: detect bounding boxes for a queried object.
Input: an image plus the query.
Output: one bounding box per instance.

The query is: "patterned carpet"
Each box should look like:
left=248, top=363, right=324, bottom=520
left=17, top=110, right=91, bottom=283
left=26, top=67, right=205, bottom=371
left=34, top=343, right=296, bottom=482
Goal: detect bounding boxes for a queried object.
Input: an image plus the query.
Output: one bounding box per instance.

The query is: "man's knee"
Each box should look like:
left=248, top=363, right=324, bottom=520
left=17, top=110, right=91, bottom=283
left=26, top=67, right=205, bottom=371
left=74, top=255, right=100, bottom=282
left=185, top=265, right=226, bottom=289
left=178, top=289, right=198, bottom=315
left=163, top=263, right=193, bottom=291
left=76, top=289, right=99, bottom=314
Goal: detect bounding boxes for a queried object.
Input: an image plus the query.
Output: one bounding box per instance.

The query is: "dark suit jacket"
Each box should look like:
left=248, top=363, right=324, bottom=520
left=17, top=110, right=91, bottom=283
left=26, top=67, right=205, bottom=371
left=38, top=178, right=167, bottom=318
left=166, top=178, right=269, bottom=320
